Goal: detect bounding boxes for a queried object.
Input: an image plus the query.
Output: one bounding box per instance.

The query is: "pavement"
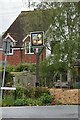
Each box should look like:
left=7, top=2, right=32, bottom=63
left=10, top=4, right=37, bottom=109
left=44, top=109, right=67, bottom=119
left=1, top=105, right=79, bottom=119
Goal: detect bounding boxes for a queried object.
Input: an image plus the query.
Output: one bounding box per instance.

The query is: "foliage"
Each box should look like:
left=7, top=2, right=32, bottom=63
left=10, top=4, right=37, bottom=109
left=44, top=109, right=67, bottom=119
left=16, top=85, right=26, bottom=98
left=2, top=96, right=14, bottom=107
left=14, top=98, right=27, bottom=106
left=0, top=66, right=13, bottom=87
left=4, top=63, right=36, bottom=73
left=39, top=60, right=68, bottom=87
left=13, top=63, right=28, bottom=72
left=9, top=63, right=36, bottom=73
left=25, top=98, right=42, bottom=106
left=6, top=64, right=14, bottom=72
left=3, top=93, right=52, bottom=106
left=39, top=93, right=52, bottom=105
left=16, top=85, right=35, bottom=99
left=4, top=71, right=13, bottom=87
left=2, top=86, right=52, bottom=106
left=33, top=2, right=79, bottom=83
left=35, top=87, right=50, bottom=98
left=16, top=85, right=50, bottom=99
left=14, top=97, right=49, bottom=106
left=45, top=3, right=78, bottom=71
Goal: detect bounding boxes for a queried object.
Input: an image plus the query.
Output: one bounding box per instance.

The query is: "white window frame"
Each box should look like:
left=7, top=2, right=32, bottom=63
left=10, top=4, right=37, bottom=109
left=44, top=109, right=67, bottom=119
left=7, top=48, right=13, bottom=55
left=25, top=42, right=34, bottom=55
left=4, top=33, right=17, bottom=55
left=8, top=48, right=13, bottom=55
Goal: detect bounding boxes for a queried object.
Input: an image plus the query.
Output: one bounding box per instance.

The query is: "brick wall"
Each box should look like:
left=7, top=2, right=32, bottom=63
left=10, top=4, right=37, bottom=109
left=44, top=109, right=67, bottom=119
left=1, top=49, right=46, bottom=66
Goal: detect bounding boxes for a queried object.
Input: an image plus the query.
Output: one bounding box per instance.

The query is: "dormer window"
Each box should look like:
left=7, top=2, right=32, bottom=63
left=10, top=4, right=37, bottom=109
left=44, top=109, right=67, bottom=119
left=25, top=42, right=34, bottom=54
left=9, top=44, right=13, bottom=55
left=23, top=34, right=34, bottom=54
left=5, top=33, right=17, bottom=47
left=4, top=33, right=17, bottom=55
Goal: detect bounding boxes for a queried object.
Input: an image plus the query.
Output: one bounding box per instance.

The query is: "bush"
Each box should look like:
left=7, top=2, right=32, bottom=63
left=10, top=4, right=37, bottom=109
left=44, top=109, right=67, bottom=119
left=0, top=70, right=13, bottom=87
left=2, top=86, right=52, bottom=106
left=39, top=93, right=52, bottom=105
left=35, top=87, right=50, bottom=98
left=6, top=64, right=14, bottom=72
left=16, top=86, right=50, bottom=99
left=14, top=99, right=27, bottom=106
left=24, top=86, right=35, bottom=98
left=14, top=63, right=36, bottom=73
left=4, top=71, right=13, bottom=87
left=14, top=98, right=42, bottom=106
left=26, top=98, right=42, bottom=106
left=2, top=96, right=14, bottom=107
left=16, top=86, right=26, bottom=98
left=16, top=85, right=35, bottom=99
left=14, top=64, right=28, bottom=72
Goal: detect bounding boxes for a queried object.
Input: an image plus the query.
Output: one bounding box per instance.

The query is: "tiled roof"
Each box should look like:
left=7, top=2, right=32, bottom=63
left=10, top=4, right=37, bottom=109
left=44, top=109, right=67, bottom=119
left=2, top=9, right=53, bottom=48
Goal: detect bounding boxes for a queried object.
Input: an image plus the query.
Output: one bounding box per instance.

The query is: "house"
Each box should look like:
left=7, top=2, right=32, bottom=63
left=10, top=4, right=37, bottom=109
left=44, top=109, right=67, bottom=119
left=0, top=9, right=53, bottom=66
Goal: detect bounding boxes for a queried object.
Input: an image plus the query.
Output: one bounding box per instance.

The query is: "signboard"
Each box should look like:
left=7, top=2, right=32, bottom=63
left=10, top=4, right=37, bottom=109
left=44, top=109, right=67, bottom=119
left=2, top=39, right=11, bottom=54
left=31, top=31, right=44, bottom=48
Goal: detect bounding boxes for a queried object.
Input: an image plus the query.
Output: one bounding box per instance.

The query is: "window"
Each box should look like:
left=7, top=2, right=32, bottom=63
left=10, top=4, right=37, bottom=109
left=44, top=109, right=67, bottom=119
left=25, top=42, right=34, bottom=54
left=9, top=44, right=13, bottom=55
left=7, top=42, right=13, bottom=55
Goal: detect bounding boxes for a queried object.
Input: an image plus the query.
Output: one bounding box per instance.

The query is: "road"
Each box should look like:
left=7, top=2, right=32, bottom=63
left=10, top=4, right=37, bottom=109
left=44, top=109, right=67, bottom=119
left=1, top=105, right=79, bottom=119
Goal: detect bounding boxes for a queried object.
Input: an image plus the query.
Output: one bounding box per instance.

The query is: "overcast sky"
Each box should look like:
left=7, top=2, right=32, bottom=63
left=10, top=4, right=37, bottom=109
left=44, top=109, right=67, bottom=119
left=0, top=0, right=40, bottom=35
left=0, top=0, right=78, bottom=35
left=0, top=0, right=23, bottom=34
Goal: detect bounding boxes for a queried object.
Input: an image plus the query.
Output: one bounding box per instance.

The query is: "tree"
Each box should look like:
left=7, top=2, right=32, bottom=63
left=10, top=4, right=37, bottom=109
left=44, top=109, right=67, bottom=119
left=33, top=2, right=79, bottom=83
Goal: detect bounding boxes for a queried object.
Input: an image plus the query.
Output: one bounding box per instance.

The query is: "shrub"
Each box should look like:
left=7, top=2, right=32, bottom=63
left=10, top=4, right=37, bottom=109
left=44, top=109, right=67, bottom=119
left=39, top=93, right=52, bottom=105
left=2, top=88, right=53, bottom=106
left=16, top=86, right=50, bottom=99
left=24, top=86, right=35, bottom=98
left=6, top=64, right=14, bottom=72
left=26, top=98, right=42, bottom=106
left=16, top=86, right=26, bottom=98
left=28, top=64, right=36, bottom=73
left=0, top=70, right=13, bottom=87
left=14, top=64, right=27, bottom=72
left=16, top=85, right=35, bottom=99
left=35, top=87, right=50, bottom=98
left=13, top=63, right=36, bottom=73
left=14, top=99, right=27, bottom=106
left=14, top=98, right=42, bottom=106
left=4, top=71, right=13, bottom=87
left=2, top=85, right=53, bottom=106
left=2, top=96, right=14, bottom=107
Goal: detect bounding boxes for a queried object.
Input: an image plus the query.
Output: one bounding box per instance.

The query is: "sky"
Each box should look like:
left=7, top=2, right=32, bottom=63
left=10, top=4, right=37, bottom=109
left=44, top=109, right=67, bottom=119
left=0, top=0, right=78, bottom=35
left=0, top=0, right=40, bottom=35
left=0, top=0, right=23, bottom=34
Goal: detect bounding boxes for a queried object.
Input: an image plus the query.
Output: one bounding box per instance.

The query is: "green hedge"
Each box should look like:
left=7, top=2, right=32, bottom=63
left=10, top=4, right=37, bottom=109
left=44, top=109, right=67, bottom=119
left=13, top=63, right=36, bottom=72
left=2, top=86, right=52, bottom=106
left=16, top=86, right=50, bottom=99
